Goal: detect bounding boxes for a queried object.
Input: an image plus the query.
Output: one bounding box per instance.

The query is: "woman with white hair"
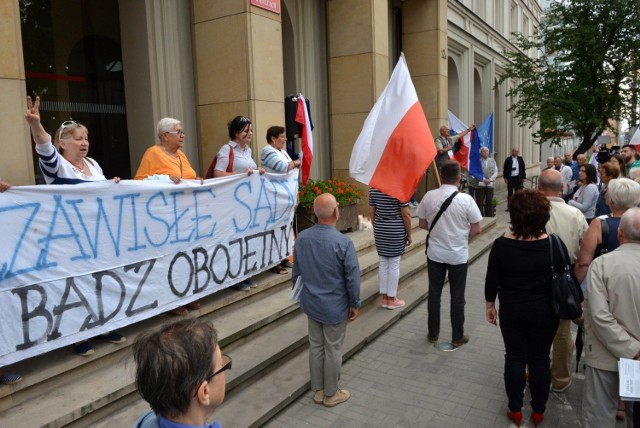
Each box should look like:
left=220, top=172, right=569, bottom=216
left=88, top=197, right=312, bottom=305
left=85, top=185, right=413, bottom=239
left=134, top=118, right=202, bottom=315
left=134, top=118, right=201, bottom=183
left=575, top=177, right=640, bottom=284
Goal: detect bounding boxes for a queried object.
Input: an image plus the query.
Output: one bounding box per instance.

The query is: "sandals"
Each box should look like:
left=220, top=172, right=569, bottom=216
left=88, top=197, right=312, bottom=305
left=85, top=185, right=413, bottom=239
left=185, top=302, right=201, bottom=310
left=0, top=372, right=23, bottom=385
left=169, top=307, right=189, bottom=316
left=269, top=266, right=288, bottom=275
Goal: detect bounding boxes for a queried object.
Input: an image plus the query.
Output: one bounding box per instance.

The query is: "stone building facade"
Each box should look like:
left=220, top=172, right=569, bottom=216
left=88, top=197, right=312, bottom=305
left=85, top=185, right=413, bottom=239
left=0, top=0, right=541, bottom=190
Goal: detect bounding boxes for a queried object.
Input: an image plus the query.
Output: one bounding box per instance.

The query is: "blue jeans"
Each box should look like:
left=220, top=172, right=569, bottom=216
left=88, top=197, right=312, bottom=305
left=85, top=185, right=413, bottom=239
left=427, top=258, right=468, bottom=341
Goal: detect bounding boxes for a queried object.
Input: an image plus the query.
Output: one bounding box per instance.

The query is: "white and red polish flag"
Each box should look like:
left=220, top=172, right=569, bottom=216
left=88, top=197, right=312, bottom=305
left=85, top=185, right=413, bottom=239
left=295, top=94, right=314, bottom=184
left=349, top=53, right=436, bottom=202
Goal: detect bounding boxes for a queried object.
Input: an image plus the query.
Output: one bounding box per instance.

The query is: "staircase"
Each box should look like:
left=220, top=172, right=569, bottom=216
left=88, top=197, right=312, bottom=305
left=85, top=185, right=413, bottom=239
left=0, top=216, right=505, bottom=428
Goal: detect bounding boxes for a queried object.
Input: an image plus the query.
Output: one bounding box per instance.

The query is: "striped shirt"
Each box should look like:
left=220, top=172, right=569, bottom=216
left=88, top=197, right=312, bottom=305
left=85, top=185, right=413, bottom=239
left=36, top=140, right=106, bottom=185
left=260, top=144, right=291, bottom=173
left=369, top=188, right=408, bottom=257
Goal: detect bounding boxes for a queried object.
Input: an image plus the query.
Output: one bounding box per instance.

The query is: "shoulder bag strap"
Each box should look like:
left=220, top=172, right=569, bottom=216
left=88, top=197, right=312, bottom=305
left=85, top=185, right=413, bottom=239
left=600, top=217, right=609, bottom=254
left=226, top=143, right=234, bottom=173
left=548, top=233, right=555, bottom=273
left=552, top=233, right=571, bottom=270
left=427, top=191, right=458, bottom=243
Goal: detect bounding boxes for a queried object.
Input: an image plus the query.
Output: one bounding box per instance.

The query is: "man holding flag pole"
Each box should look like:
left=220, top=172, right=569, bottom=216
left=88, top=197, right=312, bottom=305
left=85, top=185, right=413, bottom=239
left=436, top=124, right=474, bottom=174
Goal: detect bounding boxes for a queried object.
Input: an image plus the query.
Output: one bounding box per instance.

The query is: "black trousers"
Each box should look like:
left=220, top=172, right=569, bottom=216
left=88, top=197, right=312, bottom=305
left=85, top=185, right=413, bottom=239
left=499, top=299, right=559, bottom=414
left=506, top=176, right=524, bottom=201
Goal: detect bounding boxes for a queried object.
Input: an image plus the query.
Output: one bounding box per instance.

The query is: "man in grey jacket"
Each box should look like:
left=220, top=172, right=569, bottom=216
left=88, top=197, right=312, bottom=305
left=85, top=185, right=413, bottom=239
left=582, top=207, right=640, bottom=427
left=293, top=193, right=361, bottom=408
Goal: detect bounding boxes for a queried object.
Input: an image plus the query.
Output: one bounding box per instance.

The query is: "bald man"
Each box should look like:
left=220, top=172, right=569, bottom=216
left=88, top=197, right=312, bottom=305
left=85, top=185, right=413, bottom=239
left=538, top=169, right=588, bottom=393
left=293, top=193, right=362, bottom=408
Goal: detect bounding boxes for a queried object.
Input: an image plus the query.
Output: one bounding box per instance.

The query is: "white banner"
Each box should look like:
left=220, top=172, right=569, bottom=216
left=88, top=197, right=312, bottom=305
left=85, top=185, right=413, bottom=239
left=0, top=171, right=298, bottom=365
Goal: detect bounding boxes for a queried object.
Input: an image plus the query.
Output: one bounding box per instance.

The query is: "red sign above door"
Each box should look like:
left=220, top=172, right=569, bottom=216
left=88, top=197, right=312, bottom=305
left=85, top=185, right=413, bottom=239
left=251, top=0, right=281, bottom=14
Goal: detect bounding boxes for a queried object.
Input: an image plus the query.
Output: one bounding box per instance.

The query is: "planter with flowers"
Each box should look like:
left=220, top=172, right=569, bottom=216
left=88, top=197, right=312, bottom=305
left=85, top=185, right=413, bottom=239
left=296, top=177, right=364, bottom=232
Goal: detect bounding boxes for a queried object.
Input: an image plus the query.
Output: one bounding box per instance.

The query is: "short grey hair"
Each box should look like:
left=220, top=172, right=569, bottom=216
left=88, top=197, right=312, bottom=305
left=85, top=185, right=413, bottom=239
left=156, top=118, right=181, bottom=141
left=480, top=146, right=490, bottom=153
left=607, top=178, right=640, bottom=210
left=620, top=207, right=640, bottom=242
left=629, top=167, right=640, bottom=180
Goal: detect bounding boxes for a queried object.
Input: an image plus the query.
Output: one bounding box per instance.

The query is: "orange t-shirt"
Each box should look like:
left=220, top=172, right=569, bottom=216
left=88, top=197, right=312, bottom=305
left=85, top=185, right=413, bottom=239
left=134, top=144, right=198, bottom=180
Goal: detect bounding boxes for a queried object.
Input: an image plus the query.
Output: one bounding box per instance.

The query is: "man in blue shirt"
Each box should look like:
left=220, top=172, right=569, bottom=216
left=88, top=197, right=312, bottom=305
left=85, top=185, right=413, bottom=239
left=133, top=320, right=229, bottom=428
left=293, top=193, right=361, bottom=408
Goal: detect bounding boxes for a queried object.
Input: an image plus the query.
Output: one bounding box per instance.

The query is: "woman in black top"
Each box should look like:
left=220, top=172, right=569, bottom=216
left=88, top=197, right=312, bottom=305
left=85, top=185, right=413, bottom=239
left=485, top=190, right=565, bottom=428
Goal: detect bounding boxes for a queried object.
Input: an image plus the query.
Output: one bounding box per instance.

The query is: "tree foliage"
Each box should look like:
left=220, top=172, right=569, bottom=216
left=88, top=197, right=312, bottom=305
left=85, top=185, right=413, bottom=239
left=499, top=0, right=640, bottom=154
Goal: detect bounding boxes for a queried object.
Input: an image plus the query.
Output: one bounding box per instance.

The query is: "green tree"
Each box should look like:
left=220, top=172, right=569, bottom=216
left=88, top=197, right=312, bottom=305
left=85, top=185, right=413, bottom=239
left=500, top=0, right=640, bottom=154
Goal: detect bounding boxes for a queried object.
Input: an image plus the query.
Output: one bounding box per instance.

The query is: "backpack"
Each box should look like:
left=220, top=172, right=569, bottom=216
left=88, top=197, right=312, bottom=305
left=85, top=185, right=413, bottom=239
left=205, top=144, right=234, bottom=179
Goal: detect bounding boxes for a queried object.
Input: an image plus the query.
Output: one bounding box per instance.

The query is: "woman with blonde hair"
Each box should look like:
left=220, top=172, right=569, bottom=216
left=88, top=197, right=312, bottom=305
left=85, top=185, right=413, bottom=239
left=25, top=96, right=124, bottom=355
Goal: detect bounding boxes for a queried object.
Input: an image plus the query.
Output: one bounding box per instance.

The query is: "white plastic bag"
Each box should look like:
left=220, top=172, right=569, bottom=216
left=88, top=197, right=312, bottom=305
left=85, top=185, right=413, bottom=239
left=289, top=276, right=303, bottom=301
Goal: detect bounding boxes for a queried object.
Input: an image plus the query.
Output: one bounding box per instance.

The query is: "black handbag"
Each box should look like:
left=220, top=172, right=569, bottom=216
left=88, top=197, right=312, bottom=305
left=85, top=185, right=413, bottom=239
left=548, top=234, right=583, bottom=320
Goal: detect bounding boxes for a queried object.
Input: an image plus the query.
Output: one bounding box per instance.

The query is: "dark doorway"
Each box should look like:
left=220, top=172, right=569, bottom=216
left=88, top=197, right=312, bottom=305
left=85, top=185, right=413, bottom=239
left=20, top=0, right=131, bottom=182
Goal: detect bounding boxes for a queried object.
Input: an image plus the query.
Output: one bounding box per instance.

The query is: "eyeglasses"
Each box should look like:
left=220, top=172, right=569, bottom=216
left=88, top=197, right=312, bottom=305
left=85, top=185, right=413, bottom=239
left=207, top=354, right=232, bottom=380
left=166, top=130, right=185, bottom=137
left=194, top=354, right=232, bottom=397
left=58, top=120, right=77, bottom=141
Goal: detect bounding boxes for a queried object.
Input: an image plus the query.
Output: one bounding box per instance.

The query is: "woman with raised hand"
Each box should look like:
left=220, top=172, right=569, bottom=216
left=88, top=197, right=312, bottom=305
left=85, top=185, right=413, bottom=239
left=24, top=96, right=124, bottom=356
left=25, top=96, right=119, bottom=184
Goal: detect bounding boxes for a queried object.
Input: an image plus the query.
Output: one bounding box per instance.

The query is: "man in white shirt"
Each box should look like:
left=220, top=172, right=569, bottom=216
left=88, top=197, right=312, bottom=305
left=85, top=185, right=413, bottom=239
left=554, top=156, right=573, bottom=198
left=502, top=147, right=526, bottom=208
left=417, top=160, right=482, bottom=347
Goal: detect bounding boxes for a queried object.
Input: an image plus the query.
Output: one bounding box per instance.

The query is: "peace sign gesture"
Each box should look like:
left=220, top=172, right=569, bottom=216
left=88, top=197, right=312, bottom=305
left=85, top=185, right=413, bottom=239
left=24, top=96, right=49, bottom=145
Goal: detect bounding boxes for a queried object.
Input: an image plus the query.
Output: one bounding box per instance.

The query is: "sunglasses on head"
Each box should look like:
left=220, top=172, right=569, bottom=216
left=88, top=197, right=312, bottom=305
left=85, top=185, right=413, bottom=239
left=57, top=120, right=77, bottom=141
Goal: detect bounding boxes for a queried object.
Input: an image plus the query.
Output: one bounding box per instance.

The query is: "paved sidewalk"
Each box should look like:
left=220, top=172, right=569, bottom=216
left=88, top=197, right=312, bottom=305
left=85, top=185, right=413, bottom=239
left=266, top=196, right=592, bottom=428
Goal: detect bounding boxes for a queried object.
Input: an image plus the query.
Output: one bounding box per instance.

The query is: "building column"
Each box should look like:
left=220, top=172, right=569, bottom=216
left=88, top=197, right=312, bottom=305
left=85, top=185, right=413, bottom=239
left=402, top=0, right=447, bottom=190
left=120, top=0, right=198, bottom=174
left=0, top=0, right=34, bottom=185
left=326, top=0, right=389, bottom=180
left=191, top=1, right=285, bottom=173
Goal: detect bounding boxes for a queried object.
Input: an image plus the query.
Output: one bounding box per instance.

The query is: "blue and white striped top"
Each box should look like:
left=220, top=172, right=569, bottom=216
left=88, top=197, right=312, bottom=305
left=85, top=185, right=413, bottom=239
left=35, top=140, right=106, bottom=185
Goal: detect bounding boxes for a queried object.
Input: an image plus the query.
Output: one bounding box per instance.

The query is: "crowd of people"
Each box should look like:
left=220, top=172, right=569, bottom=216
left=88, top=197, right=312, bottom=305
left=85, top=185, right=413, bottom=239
left=486, top=147, right=640, bottom=427
left=4, top=99, right=640, bottom=428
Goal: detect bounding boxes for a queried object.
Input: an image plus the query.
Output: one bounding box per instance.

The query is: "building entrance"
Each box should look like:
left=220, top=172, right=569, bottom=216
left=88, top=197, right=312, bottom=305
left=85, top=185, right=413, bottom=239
left=20, top=0, right=131, bottom=181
